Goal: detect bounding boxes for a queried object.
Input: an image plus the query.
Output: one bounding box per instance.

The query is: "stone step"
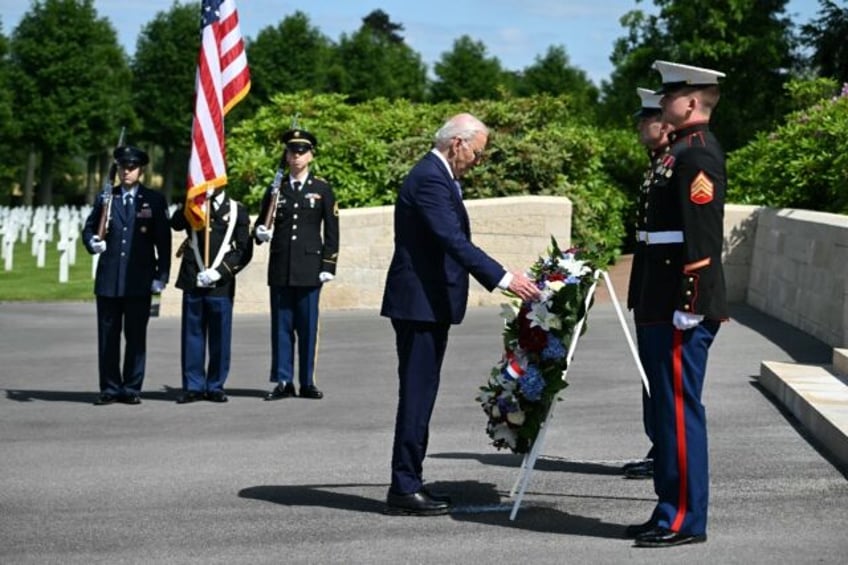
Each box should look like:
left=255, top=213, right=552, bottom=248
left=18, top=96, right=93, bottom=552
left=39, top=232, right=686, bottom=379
left=759, top=360, right=848, bottom=471
left=833, top=348, right=848, bottom=376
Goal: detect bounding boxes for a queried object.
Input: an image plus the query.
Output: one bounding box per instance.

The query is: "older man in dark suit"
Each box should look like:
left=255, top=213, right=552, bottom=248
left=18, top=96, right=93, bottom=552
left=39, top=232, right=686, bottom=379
left=381, top=113, right=540, bottom=516
left=83, top=145, right=171, bottom=405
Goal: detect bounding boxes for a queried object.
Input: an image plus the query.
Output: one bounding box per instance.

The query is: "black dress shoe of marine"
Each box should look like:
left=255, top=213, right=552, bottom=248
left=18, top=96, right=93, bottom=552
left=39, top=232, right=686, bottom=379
left=624, top=519, right=656, bottom=538
left=207, top=390, right=228, bottom=403
left=624, top=460, right=653, bottom=479
left=635, top=527, right=706, bottom=547
left=385, top=490, right=451, bottom=516
left=122, top=394, right=141, bottom=405
left=299, top=385, right=323, bottom=399
left=421, top=486, right=452, bottom=505
left=177, top=391, right=203, bottom=404
left=265, top=382, right=296, bottom=400
left=94, top=393, right=117, bottom=406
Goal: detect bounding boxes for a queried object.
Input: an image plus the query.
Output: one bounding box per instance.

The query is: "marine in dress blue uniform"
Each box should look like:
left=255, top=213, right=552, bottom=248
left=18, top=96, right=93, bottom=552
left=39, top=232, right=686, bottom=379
left=254, top=128, right=339, bottom=401
left=380, top=113, right=540, bottom=516
left=624, top=87, right=672, bottom=480
left=82, top=145, right=171, bottom=405
left=170, top=189, right=253, bottom=403
left=627, top=61, right=728, bottom=548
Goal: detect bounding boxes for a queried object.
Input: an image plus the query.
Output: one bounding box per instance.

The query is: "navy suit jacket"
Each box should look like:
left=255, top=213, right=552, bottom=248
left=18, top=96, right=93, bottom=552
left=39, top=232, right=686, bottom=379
left=380, top=151, right=506, bottom=324
left=82, top=184, right=171, bottom=297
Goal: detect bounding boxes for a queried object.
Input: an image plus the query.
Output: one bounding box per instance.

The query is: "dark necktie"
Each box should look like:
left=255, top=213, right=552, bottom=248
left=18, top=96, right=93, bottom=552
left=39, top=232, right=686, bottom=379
left=453, top=179, right=463, bottom=199
left=293, top=180, right=302, bottom=192
left=124, top=193, right=133, bottom=216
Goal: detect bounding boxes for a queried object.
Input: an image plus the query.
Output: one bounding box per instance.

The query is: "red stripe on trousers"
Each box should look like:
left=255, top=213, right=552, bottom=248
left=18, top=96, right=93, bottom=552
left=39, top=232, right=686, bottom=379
left=671, top=329, right=688, bottom=532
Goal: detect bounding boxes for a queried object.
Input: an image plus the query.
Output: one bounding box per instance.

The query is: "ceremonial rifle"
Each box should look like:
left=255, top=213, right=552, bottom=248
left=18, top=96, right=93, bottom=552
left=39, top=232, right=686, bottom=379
left=261, top=114, right=302, bottom=230
left=96, top=127, right=126, bottom=239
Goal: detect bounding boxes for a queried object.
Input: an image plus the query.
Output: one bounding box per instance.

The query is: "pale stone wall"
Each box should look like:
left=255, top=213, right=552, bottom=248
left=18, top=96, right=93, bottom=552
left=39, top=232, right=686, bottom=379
left=747, top=208, right=848, bottom=347
left=159, top=195, right=572, bottom=316
left=723, top=204, right=762, bottom=303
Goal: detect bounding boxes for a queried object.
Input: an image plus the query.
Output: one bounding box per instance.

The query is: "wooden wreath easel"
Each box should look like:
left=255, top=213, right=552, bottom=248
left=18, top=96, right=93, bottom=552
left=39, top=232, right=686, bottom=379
left=508, top=269, right=649, bottom=520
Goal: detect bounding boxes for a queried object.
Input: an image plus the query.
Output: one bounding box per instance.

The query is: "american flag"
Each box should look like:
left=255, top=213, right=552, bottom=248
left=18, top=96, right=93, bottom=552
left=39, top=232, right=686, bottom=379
left=184, top=0, right=250, bottom=231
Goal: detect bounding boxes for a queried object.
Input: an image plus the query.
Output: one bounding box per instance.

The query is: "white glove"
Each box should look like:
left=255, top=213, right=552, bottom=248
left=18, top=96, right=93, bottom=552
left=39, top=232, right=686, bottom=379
left=196, top=269, right=221, bottom=288
left=673, top=310, right=704, bottom=331
left=151, top=279, right=166, bottom=294
left=255, top=224, right=273, bottom=242
left=319, top=272, right=335, bottom=283
left=90, top=236, right=106, bottom=254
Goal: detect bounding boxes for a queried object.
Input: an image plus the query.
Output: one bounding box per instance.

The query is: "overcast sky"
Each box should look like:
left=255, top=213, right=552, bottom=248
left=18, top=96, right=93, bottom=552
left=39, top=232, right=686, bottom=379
left=0, top=0, right=822, bottom=85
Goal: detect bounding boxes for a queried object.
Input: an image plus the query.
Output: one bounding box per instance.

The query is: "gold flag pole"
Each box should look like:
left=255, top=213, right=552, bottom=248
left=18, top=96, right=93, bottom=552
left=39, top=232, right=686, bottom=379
left=204, top=186, right=211, bottom=268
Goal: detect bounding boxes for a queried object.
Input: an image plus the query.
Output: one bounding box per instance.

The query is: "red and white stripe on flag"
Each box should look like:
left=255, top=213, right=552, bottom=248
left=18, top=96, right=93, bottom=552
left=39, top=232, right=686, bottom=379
left=185, top=0, right=250, bottom=231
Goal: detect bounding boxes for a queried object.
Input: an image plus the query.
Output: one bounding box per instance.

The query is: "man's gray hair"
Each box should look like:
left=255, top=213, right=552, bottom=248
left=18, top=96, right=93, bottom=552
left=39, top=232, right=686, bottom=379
left=433, top=113, right=488, bottom=149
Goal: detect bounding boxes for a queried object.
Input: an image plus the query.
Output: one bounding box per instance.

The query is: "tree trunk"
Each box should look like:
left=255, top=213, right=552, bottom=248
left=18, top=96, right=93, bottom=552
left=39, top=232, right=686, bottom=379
left=23, top=149, right=36, bottom=207
left=162, top=147, right=175, bottom=204
left=85, top=154, right=97, bottom=204
left=38, top=150, right=54, bottom=205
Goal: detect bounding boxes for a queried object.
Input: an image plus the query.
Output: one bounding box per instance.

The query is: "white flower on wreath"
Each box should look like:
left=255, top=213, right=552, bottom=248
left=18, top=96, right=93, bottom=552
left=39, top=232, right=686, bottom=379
left=557, top=254, right=592, bottom=277
left=491, top=423, right=518, bottom=449
left=545, top=279, right=566, bottom=293
left=506, top=409, right=526, bottom=426
left=528, top=300, right=562, bottom=331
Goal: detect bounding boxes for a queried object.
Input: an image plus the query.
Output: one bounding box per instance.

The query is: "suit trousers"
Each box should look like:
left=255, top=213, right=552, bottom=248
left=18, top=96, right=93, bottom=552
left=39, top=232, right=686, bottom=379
left=389, top=318, right=450, bottom=495
left=639, top=320, right=719, bottom=536
left=96, top=295, right=152, bottom=395
left=180, top=291, right=233, bottom=393
left=269, top=285, right=321, bottom=387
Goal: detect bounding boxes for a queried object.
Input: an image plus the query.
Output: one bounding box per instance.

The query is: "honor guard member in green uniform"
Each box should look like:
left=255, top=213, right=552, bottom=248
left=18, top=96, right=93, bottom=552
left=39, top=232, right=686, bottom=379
left=170, top=188, right=253, bottom=404
left=626, top=61, right=728, bottom=548
left=623, top=87, right=673, bottom=480
left=82, top=145, right=171, bottom=405
left=254, top=128, right=339, bottom=400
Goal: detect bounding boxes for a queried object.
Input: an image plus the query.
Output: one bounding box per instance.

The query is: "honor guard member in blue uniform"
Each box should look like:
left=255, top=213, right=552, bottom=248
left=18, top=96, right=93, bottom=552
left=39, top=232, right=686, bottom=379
left=83, top=145, right=171, bottom=405
left=254, top=127, right=339, bottom=400
left=623, top=87, right=673, bottom=480
left=170, top=187, right=253, bottom=403
left=380, top=113, right=540, bottom=516
left=626, top=61, right=728, bottom=548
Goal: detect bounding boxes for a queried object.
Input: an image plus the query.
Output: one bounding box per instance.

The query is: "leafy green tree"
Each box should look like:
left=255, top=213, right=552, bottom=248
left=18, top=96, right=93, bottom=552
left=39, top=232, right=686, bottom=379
left=327, top=10, right=427, bottom=102
left=727, top=80, right=848, bottom=212
left=246, top=11, right=333, bottom=108
left=431, top=35, right=506, bottom=102
left=802, top=0, right=848, bottom=84
left=514, top=45, right=600, bottom=116
left=9, top=0, right=132, bottom=205
left=0, top=20, right=22, bottom=201
left=131, top=2, right=200, bottom=202
left=600, top=0, right=797, bottom=150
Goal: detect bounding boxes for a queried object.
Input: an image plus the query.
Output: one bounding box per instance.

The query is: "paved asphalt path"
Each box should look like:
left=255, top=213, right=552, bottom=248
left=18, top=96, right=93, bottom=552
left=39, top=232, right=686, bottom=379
left=1, top=301, right=846, bottom=564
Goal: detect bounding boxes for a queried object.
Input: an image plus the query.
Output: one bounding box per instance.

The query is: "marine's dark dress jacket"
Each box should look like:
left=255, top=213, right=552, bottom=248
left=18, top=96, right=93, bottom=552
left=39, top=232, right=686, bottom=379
left=631, top=122, right=728, bottom=324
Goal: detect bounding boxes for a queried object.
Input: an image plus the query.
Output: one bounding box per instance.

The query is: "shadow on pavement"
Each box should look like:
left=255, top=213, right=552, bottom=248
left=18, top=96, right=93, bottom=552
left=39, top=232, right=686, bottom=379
left=728, top=303, right=831, bottom=363
left=431, top=451, right=624, bottom=476
left=4, top=385, right=269, bottom=403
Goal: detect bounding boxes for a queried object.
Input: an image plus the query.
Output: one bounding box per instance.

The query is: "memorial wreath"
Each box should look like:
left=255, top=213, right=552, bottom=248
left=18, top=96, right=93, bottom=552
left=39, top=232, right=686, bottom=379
left=477, top=237, right=600, bottom=454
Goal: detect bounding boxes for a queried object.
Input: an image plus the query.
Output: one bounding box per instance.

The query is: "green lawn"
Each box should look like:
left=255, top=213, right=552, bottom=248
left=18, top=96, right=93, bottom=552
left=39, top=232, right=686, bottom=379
left=0, top=238, right=95, bottom=301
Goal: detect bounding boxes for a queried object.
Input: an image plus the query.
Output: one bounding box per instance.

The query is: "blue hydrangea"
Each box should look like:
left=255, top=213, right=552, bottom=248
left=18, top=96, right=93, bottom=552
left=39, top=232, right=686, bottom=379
left=518, top=365, right=545, bottom=401
left=541, top=334, right=567, bottom=361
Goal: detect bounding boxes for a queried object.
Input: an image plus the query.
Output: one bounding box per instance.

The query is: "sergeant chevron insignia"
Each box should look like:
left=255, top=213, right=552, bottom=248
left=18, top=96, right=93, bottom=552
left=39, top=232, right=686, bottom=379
left=690, top=171, right=714, bottom=204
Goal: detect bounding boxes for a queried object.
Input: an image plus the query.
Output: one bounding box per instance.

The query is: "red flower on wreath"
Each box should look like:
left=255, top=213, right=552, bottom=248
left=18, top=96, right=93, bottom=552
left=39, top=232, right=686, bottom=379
left=517, top=307, right=548, bottom=352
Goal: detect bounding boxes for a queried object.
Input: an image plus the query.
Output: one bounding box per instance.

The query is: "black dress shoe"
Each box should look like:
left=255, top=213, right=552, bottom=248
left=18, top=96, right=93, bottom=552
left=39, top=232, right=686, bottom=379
left=176, top=391, right=203, bottom=404
left=207, top=390, right=228, bottom=403
left=421, top=486, right=452, bottom=505
left=385, top=489, right=451, bottom=516
left=122, top=394, right=141, bottom=405
left=635, top=527, right=706, bottom=547
left=624, top=519, right=656, bottom=538
left=94, top=394, right=117, bottom=406
left=624, top=460, right=653, bottom=479
left=299, top=385, right=323, bottom=399
left=265, top=382, right=296, bottom=401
